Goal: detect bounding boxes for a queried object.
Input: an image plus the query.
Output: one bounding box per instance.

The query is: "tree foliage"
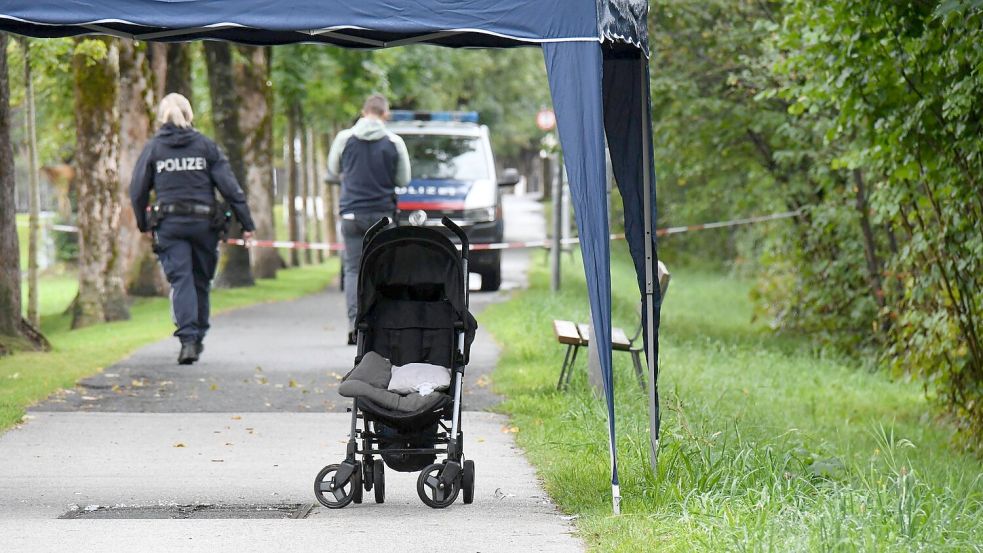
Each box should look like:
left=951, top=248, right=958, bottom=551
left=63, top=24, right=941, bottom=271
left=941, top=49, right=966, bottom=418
left=775, top=0, right=983, bottom=448
left=649, top=0, right=983, bottom=448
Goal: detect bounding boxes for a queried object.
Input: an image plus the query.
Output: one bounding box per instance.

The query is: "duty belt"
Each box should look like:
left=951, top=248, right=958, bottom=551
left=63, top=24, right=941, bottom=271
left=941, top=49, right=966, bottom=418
left=157, top=203, right=215, bottom=217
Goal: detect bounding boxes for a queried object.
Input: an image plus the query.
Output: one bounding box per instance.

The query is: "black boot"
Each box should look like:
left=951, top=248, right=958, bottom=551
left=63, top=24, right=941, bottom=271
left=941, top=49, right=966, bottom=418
left=178, top=342, right=199, bottom=365
left=195, top=340, right=205, bottom=356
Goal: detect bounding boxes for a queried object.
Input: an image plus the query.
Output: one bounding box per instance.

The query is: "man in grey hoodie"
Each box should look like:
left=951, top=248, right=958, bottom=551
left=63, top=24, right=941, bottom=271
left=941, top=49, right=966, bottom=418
left=327, top=94, right=411, bottom=344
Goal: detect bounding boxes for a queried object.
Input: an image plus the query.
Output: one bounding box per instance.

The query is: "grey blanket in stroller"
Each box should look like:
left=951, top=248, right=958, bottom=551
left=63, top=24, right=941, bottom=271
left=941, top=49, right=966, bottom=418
left=338, top=352, right=447, bottom=413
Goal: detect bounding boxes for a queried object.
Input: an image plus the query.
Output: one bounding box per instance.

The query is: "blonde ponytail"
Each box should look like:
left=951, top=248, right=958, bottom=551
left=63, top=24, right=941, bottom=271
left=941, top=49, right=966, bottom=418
left=157, top=92, right=194, bottom=129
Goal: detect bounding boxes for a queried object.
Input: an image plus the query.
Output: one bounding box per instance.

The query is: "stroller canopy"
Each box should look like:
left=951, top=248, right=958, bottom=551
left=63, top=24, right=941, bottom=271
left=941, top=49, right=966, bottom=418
left=0, top=0, right=661, bottom=513
left=357, top=226, right=468, bottom=323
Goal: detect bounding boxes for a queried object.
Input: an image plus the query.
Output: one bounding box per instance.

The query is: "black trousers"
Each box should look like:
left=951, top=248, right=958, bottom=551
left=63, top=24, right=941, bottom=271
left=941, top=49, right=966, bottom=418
left=155, top=216, right=219, bottom=344
left=341, top=212, right=392, bottom=329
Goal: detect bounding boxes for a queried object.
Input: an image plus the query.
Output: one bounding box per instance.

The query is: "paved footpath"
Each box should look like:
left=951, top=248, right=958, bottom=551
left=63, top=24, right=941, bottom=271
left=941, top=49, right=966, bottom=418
left=0, top=195, right=584, bottom=552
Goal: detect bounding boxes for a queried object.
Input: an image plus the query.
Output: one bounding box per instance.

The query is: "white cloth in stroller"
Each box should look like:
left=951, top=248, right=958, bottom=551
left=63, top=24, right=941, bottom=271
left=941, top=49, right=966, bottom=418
left=388, top=362, right=451, bottom=396
left=338, top=352, right=450, bottom=413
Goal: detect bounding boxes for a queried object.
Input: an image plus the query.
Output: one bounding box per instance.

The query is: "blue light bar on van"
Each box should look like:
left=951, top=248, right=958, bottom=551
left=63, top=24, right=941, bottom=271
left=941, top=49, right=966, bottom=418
left=389, top=110, right=479, bottom=123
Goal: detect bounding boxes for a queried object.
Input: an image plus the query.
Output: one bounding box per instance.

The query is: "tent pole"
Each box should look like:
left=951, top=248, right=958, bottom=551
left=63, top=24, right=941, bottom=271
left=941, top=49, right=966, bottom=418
left=640, top=54, right=659, bottom=476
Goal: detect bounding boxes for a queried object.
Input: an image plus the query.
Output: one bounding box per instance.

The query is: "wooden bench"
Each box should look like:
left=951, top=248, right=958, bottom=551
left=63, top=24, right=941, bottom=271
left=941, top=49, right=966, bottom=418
left=553, top=320, right=644, bottom=390
left=552, top=261, right=671, bottom=392
left=553, top=320, right=586, bottom=391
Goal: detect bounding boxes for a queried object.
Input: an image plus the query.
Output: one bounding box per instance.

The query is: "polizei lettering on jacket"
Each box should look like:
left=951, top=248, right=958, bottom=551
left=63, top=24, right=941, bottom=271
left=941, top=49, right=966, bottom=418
left=156, top=157, right=207, bottom=174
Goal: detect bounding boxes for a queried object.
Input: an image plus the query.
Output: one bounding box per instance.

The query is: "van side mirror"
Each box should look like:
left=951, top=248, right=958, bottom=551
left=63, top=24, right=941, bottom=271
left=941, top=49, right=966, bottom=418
left=497, top=168, right=521, bottom=188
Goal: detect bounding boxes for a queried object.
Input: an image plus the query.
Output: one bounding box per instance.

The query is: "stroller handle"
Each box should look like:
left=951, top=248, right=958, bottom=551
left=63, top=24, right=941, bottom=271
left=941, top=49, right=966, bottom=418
left=364, top=217, right=391, bottom=246
left=442, top=217, right=469, bottom=260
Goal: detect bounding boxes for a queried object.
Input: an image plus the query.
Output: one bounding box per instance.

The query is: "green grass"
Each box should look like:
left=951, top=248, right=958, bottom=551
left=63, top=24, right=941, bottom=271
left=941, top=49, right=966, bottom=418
left=481, top=245, right=983, bottom=552
left=0, top=261, right=338, bottom=431
left=15, top=213, right=79, bottom=317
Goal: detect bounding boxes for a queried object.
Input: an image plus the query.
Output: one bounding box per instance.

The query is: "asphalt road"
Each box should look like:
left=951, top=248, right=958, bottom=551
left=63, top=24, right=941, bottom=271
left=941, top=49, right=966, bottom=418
left=0, top=194, right=584, bottom=552
left=34, top=196, right=541, bottom=414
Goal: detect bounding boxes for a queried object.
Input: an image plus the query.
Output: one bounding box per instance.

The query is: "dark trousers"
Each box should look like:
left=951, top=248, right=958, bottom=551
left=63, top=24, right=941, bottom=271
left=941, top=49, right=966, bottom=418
left=156, top=217, right=219, bottom=344
left=341, top=212, right=392, bottom=329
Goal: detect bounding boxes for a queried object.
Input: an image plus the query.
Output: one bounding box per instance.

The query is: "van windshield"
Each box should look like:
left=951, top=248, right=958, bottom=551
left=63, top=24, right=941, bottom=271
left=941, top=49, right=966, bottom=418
left=400, top=135, right=490, bottom=181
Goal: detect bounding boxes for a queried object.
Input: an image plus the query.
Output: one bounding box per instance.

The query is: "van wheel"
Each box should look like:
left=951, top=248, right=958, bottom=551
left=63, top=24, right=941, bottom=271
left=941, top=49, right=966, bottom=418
left=480, top=268, right=501, bottom=291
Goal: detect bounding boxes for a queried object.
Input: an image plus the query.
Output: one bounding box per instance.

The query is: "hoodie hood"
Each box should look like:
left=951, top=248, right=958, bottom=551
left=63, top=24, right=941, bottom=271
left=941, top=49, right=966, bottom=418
left=351, top=117, right=388, bottom=141
left=156, top=123, right=198, bottom=147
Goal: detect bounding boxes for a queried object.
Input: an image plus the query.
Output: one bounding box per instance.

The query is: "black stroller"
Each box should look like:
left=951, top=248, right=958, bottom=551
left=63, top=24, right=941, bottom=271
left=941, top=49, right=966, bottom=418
left=314, top=217, right=477, bottom=509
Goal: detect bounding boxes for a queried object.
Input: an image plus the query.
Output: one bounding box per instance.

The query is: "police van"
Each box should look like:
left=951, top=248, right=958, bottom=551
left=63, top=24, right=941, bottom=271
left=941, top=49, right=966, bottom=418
left=388, top=111, right=520, bottom=291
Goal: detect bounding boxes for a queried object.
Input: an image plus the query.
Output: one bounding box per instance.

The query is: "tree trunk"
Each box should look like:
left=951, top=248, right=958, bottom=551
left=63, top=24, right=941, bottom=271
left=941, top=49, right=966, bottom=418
left=310, top=127, right=326, bottom=263
left=235, top=45, right=280, bottom=279
left=287, top=101, right=301, bottom=267
left=72, top=37, right=130, bottom=328
left=164, top=43, right=193, bottom=102
left=204, top=41, right=254, bottom=288
left=146, top=42, right=167, bottom=101
left=119, top=38, right=168, bottom=297
left=852, top=169, right=885, bottom=313
left=0, top=33, right=22, bottom=343
left=21, top=38, right=40, bottom=328
left=320, top=133, right=337, bottom=247
left=300, top=116, right=312, bottom=265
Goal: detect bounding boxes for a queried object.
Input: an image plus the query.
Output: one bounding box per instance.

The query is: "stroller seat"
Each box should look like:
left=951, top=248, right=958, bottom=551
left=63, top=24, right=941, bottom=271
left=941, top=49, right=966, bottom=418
left=356, top=394, right=452, bottom=431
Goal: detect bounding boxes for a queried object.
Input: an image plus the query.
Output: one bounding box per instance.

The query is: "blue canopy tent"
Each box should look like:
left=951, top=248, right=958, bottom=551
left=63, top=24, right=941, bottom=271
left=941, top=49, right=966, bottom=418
left=0, top=0, right=662, bottom=513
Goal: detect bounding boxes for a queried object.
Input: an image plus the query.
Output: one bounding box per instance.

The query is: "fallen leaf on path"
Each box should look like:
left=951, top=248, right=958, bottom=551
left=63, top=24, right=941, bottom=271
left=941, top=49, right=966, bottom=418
left=231, top=415, right=241, bottom=420
left=210, top=383, right=219, bottom=391
left=501, top=426, right=519, bottom=433
left=494, top=488, right=516, bottom=500
left=475, top=375, right=490, bottom=388
left=288, top=379, right=300, bottom=388
left=173, top=443, right=186, bottom=448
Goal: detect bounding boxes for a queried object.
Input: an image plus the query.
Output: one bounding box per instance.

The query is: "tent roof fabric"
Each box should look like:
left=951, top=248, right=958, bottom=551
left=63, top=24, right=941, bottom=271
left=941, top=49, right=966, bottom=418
left=0, top=0, right=648, bottom=52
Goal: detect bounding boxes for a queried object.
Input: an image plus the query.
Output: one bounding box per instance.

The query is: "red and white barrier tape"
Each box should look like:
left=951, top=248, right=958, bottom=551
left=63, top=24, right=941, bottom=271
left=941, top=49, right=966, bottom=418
left=50, top=210, right=801, bottom=252
left=223, top=238, right=345, bottom=251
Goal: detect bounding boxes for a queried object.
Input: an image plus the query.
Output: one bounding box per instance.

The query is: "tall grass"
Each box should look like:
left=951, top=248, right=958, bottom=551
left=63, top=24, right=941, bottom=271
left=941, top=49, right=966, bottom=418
left=480, top=245, right=983, bottom=551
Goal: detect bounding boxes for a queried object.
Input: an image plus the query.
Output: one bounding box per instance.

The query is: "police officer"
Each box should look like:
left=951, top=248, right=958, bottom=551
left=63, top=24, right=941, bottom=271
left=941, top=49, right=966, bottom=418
left=327, top=93, right=411, bottom=345
left=130, top=93, right=256, bottom=365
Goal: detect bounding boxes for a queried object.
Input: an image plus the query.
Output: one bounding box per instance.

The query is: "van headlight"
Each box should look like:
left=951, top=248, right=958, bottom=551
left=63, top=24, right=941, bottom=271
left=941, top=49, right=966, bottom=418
left=463, top=207, right=496, bottom=222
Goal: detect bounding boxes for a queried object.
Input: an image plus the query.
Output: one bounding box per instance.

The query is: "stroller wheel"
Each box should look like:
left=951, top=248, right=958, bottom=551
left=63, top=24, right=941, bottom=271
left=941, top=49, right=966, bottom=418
left=362, top=459, right=374, bottom=492
left=373, top=460, right=386, bottom=504
left=462, top=460, right=475, bottom=504
left=352, top=463, right=363, bottom=504
left=314, top=463, right=357, bottom=509
left=417, top=463, right=460, bottom=509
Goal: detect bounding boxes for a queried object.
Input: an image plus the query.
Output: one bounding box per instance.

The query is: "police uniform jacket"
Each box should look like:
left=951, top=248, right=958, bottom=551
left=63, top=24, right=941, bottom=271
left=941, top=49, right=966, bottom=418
left=130, top=123, right=256, bottom=233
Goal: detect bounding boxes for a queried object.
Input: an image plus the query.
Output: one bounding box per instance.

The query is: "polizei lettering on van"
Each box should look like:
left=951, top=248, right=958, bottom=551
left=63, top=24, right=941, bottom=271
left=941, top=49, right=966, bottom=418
left=156, top=157, right=207, bottom=174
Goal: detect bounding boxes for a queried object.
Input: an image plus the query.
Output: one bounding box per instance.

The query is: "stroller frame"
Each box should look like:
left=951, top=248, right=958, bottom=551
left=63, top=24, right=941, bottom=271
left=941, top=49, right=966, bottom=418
left=315, top=217, right=475, bottom=509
